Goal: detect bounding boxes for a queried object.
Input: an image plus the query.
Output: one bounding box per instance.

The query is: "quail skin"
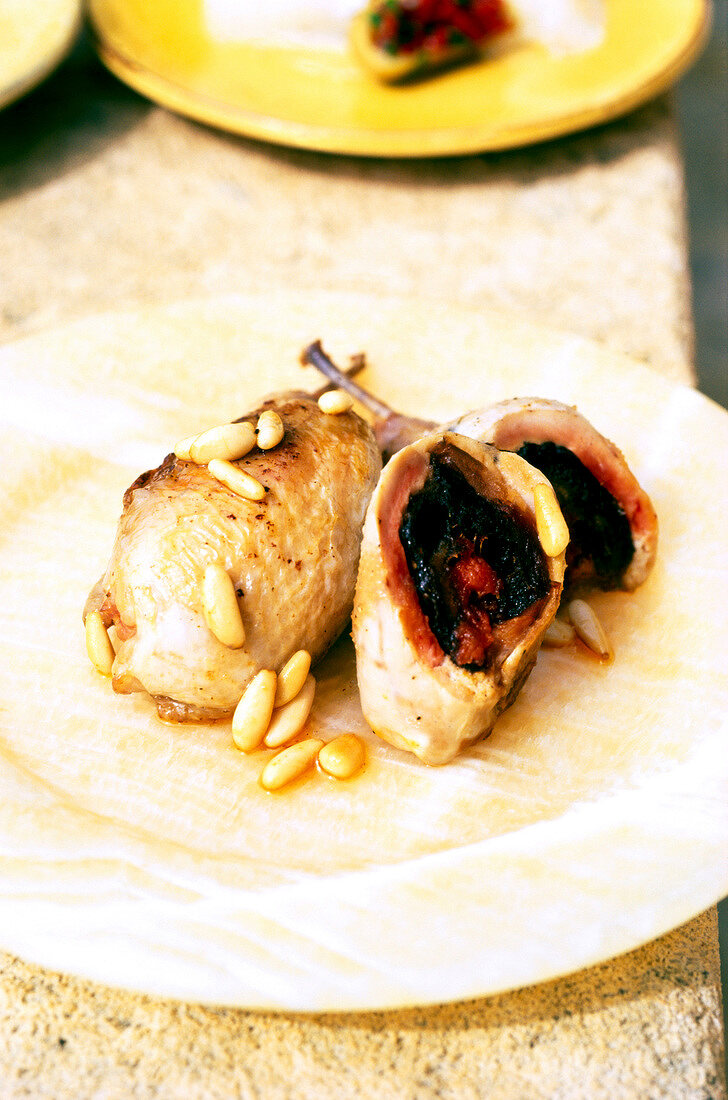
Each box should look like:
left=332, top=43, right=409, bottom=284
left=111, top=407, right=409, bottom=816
left=84, top=393, right=381, bottom=721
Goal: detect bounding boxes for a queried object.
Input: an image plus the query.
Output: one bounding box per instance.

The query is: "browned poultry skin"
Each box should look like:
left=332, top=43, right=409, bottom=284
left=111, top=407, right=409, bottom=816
left=86, top=393, right=381, bottom=721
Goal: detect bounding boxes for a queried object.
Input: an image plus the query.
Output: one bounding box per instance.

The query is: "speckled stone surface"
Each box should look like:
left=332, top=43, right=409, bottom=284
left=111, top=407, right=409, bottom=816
left=0, top=913, right=724, bottom=1099
left=0, top=32, right=723, bottom=1100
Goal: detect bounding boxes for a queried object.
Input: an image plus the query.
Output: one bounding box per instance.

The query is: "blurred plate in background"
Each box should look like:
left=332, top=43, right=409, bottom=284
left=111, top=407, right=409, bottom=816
left=0, top=0, right=81, bottom=110
left=88, top=0, right=709, bottom=156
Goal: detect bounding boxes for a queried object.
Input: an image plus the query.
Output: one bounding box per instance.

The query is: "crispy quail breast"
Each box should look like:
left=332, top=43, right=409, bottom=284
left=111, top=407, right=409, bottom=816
left=85, top=393, right=381, bottom=720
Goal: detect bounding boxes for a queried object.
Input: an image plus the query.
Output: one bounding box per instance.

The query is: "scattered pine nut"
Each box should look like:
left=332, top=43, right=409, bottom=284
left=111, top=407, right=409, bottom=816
left=567, top=599, right=613, bottom=660
left=85, top=610, right=115, bottom=676
left=190, top=421, right=256, bottom=464
left=208, top=459, right=266, bottom=502
left=256, top=410, right=284, bottom=450
left=533, top=483, right=570, bottom=558
left=274, top=650, right=312, bottom=708
left=174, top=433, right=199, bottom=460
left=318, top=734, right=365, bottom=780
left=260, top=738, right=324, bottom=791
left=264, top=674, right=316, bottom=748
left=202, top=563, right=246, bottom=648
left=232, top=670, right=277, bottom=752
left=542, top=618, right=576, bottom=647
left=318, top=389, right=354, bottom=415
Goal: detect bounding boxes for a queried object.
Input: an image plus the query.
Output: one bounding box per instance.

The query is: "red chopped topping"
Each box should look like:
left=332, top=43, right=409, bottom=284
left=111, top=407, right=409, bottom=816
left=370, top=0, right=512, bottom=56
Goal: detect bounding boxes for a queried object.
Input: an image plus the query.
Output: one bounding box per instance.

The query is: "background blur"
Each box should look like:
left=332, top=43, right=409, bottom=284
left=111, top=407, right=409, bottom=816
left=675, top=0, right=728, bottom=1065
left=676, top=0, right=727, bottom=410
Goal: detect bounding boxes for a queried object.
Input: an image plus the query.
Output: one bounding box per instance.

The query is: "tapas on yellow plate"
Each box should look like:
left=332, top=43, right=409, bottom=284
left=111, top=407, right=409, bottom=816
left=0, top=0, right=81, bottom=110
left=87, top=0, right=708, bottom=156
left=0, top=290, right=726, bottom=1009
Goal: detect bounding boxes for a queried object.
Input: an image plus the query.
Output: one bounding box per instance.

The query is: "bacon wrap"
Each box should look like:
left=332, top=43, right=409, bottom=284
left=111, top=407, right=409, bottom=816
left=377, top=446, right=444, bottom=670
left=452, top=398, right=658, bottom=592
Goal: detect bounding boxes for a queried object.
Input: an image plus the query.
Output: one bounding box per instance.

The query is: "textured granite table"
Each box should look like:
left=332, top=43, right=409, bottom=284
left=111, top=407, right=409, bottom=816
left=0, top=32, right=724, bottom=1100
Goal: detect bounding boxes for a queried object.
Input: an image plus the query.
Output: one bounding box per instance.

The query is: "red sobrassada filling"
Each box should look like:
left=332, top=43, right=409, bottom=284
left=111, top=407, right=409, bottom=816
left=384, top=447, right=550, bottom=671
left=447, top=547, right=500, bottom=665
left=370, top=0, right=512, bottom=56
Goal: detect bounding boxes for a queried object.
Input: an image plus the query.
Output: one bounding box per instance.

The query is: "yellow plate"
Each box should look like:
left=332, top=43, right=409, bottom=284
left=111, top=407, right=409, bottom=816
left=0, top=290, right=727, bottom=1009
left=87, top=0, right=709, bottom=156
left=0, top=0, right=81, bottom=110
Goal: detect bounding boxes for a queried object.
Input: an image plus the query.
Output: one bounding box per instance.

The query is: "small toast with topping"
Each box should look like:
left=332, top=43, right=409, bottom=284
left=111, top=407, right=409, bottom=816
left=350, top=0, right=514, bottom=83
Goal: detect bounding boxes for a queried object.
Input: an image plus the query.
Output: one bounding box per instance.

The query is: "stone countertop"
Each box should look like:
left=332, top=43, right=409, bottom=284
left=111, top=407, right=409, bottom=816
left=0, top=31, right=724, bottom=1100
left=1, top=913, right=724, bottom=1100
left=0, top=38, right=694, bottom=381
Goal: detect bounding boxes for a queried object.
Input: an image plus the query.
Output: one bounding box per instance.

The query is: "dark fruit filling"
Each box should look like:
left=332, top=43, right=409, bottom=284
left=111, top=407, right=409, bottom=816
left=399, top=455, right=550, bottom=669
left=517, top=442, right=634, bottom=586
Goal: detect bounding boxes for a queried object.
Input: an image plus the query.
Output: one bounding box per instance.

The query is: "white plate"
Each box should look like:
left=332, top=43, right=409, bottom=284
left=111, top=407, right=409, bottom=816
left=0, top=291, right=726, bottom=1010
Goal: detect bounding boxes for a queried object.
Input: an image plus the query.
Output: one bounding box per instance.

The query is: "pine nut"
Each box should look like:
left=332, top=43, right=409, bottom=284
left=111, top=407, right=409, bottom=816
left=256, top=410, right=284, bottom=450
left=264, top=674, right=316, bottom=748
left=318, top=389, right=354, bottom=415
left=85, top=610, right=115, bottom=675
left=533, top=483, right=569, bottom=558
left=542, top=618, right=576, bottom=647
left=318, top=734, right=365, bottom=780
left=174, top=433, right=199, bottom=460
left=202, top=563, right=246, bottom=648
left=190, top=421, right=256, bottom=464
left=232, top=670, right=277, bottom=752
left=274, top=650, right=311, bottom=707
left=260, top=738, right=324, bottom=791
left=567, top=599, right=613, bottom=659
left=208, top=459, right=266, bottom=501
